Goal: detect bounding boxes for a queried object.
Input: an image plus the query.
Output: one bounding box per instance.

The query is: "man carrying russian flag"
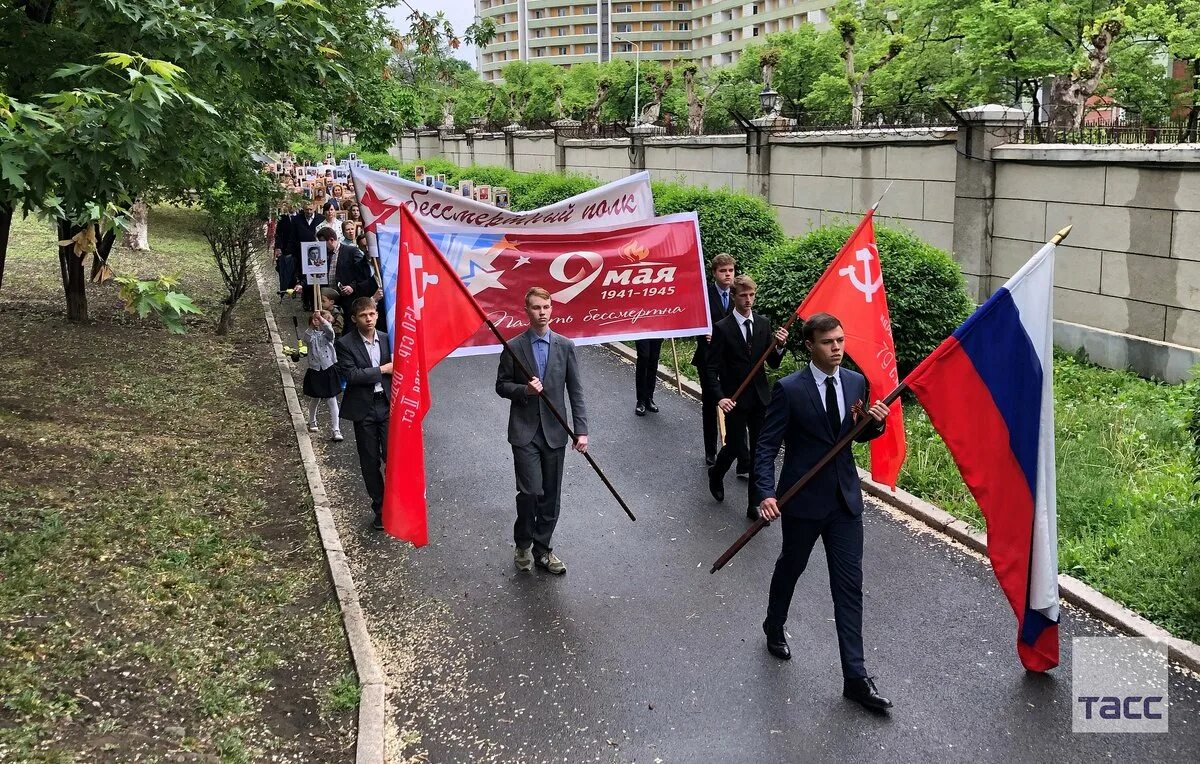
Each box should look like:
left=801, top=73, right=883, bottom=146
left=902, top=229, right=1068, bottom=672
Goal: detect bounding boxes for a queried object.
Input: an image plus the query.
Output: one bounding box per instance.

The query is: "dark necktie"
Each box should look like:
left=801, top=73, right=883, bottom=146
left=744, top=318, right=753, bottom=350
left=824, top=377, right=840, bottom=435
left=720, top=290, right=729, bottom=311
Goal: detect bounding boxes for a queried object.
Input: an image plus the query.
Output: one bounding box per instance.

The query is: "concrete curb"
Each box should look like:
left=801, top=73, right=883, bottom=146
left=251, top=263, right=388, bottom=762
left=605, top=341, right=1200, bottom=673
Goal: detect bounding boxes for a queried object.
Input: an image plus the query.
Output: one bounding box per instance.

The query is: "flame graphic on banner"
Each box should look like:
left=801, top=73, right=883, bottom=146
left=619, top=240, right=650, bottom=263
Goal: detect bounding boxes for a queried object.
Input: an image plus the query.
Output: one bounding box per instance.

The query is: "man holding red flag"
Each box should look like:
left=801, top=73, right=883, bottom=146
left=796, top=209, right=905, bottom=488
left=380, top=206, right=488, bottom=545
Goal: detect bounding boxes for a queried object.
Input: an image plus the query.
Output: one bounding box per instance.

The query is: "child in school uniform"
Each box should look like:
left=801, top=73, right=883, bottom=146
left=303, top=309, right=344, bottom=441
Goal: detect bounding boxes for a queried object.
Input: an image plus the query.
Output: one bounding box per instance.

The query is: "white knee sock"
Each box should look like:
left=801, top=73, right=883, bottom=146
left=307, top=398, right=319, bottom=425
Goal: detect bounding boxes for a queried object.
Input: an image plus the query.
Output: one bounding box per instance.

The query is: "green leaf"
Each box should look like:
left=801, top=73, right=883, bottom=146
left=164, top=292, right=202, bottom=316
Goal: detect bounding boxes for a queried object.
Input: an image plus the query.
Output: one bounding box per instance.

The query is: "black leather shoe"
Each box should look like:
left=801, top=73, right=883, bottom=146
left=843, top=677, right=893, bottom=712
left=704, top=454, right=717, bottom=467
left=371, top=515, right=384, bottom=531
left=646, top=401, right=659, bottom=413
left=763, top=620, right=790, bottom=660
left=635, top=402, right=647, bottom=416
left=707, top=466, right=724, bottom=502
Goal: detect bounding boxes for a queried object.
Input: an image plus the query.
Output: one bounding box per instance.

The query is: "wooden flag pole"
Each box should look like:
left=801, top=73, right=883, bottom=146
left=670, top=338, right=683, bottom=394
left=710, top=381, right=908, bottom=573
left=484, top=318, right=636, bottom=522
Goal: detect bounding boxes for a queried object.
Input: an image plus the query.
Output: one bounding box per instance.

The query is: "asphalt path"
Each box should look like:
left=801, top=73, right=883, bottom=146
left=305, top=339, right=1199, bottom=764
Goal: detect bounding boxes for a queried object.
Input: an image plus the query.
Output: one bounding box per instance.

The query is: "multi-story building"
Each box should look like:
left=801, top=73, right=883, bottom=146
left=476, top=1, right=833, bottom=82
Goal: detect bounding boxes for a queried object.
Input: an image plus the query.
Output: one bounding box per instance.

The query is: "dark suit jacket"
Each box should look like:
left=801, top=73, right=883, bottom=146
left=703, top=310, right=783, bottom=408
left=335, top=330, right=391, bottom=422
left=753, top=366, right=885, bottom=519
left=333, top=244, right=378, bottom=309
left=495, top=329, right=588, bottom=449
left=272, top=213, right=294, bottom=254
left=289, top=212, right=321, bottom=257
left=691, top=282, right=733, bottom=367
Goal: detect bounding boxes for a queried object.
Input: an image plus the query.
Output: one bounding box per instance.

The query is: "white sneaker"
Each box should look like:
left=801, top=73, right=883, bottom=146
left=307, top=422, right=319, bottom=432
left=536, top=551, right=567, bottom=575
left=331, top=431, right=344, bottom=442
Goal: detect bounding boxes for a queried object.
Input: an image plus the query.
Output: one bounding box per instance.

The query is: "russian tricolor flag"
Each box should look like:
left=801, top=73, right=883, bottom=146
left=903, top=239, right=1061, bottom=671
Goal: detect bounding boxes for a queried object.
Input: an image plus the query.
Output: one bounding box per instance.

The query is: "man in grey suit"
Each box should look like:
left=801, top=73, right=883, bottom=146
left=495, top=287, right=589, bottom=575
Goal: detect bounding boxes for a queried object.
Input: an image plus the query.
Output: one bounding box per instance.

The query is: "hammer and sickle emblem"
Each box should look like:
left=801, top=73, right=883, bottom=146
left=406, top=244, right=440, bottom=319
left=838, top=247, right=883, bottom=303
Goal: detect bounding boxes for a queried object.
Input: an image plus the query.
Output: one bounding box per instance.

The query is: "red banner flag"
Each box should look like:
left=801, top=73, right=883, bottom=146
left=796, top=210, right=906, bottom=488
left=384, top=205, right=488, bottom=546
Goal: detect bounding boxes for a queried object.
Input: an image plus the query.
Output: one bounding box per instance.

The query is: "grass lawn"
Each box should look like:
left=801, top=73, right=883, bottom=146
left=0, top=208, right=356, bottom=760
left=663, top=336, right=1200, bottom=642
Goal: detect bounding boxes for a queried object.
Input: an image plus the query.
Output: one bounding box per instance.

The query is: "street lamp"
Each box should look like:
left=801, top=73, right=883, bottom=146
left=759, top=85, right=780, bottom=118
left=613, top=34, right=641, bottom=125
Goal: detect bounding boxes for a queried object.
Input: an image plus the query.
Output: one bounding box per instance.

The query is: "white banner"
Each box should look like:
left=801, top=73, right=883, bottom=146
left=350, top=166, right=655, bottom=233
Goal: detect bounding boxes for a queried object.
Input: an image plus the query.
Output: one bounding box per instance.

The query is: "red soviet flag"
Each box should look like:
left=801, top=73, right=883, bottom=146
left=796, top=210, right=906, bottom=488
left=383, top=205, right=488, bottom=546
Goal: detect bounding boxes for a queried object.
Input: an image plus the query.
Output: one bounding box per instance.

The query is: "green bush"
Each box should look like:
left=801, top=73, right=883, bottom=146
left=651, top=181, right=783, bottom=274
left=751, top=223, right=973, bottom=377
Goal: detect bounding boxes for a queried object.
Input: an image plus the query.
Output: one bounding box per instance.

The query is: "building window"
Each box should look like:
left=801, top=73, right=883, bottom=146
left=651, top=41, right=664, bottom=51
left=617, top=42, right=633, bottom=52
left=651, top=2, right=663, bottom=10
left=583, top=5, right=597, bottom=14
left=583, top=43, right=598, bottom=54
left=535, top=29, right=543, bottom=38
left=752, top=4, right=759, bottom=13
left=753, top=26, right=760, bottom=36
left=617, top=3, right=633, bottom=11
left=651, top=22, right=664, bottom=31
left=676, top=1, right=689, bottom=10
left=616, top=23, right=632, bottom=33
left=677, top=21, right=690, bottom=30
left=583, top=24, right=597, bottom=34
left=558, top=46, right=569, bottom=55
left=557, top=8, right=567, bottom=16
left=677, top=41, right=691, bottom=50
left=534, top=10, right=542, bottom=18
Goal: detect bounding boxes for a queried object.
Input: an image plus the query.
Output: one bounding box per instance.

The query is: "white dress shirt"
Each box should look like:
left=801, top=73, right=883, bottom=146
left=809, top=362, right=846, bottom=423
left=359, top=331, right=384, bottom=393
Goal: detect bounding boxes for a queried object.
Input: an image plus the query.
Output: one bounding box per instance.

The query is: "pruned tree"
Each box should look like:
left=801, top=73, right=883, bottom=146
left=681, top=62, right=724, bottom=134
left=836, top=14, right=907, bottom=127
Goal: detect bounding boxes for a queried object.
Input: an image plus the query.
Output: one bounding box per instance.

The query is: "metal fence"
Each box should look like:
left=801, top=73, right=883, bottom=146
left=1020, top=120, right=1199, bottom=145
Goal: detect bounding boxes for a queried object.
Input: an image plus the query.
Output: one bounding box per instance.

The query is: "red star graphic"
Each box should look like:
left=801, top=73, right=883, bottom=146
left=359, top=184, right=401, bottom=232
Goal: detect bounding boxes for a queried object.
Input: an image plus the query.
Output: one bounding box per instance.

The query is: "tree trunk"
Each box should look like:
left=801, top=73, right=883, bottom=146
left=1187, top=60, right=1199, bottom=143
left=122, top=199, right=149, bottom=251
left=57, top=219, right=89, bottom=322
left=0, top=203, right=12, bottom=292
left=216, top=302, right=236, bottom=335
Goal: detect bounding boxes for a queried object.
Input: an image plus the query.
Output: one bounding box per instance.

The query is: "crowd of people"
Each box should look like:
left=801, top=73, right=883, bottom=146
left=257, top=155, right=895, bottom=711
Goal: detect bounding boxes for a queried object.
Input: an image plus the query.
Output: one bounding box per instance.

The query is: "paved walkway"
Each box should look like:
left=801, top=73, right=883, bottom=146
left=276, top=305, right=1197, bottom=763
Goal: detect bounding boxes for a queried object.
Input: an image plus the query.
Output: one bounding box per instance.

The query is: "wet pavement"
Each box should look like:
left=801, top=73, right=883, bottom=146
left=285, top=324, right=1198, bottom=763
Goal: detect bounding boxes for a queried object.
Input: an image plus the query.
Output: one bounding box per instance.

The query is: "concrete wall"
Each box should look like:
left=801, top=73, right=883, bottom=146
left=512, top=133, right=556, bottom=173
left=769, top=133, right=957, bottom=252
left=393, top=127, right=1200, bottom=380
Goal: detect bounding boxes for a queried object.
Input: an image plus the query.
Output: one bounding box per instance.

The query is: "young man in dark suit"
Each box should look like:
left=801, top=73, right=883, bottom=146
left=317, top=227, right=377, bottom=335
left=692, top=254, right=737, bottom=465
left=335, top=297, right=391, bottom=531
left=755, top=312, right=893, bottom=712
left=703, top=275, right=788, bottom=519
left=495, top=287, right=589, bottom=575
